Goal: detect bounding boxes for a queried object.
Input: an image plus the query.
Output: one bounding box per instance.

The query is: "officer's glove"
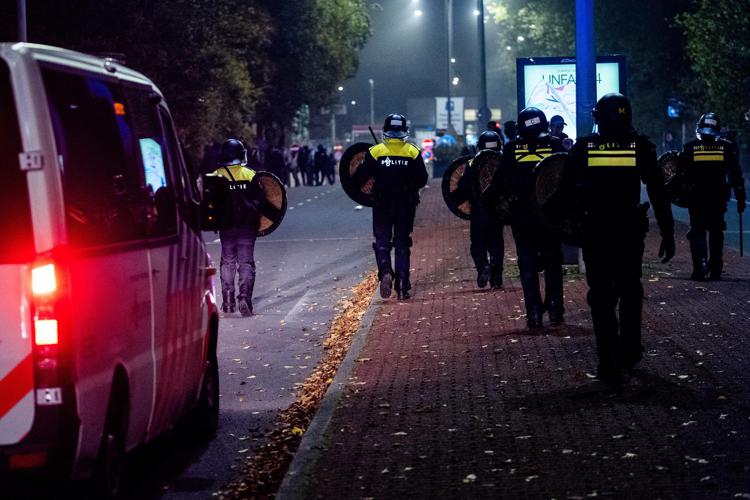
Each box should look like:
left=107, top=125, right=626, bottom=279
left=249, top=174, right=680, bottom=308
left=658, top=235, right=675, bottom=263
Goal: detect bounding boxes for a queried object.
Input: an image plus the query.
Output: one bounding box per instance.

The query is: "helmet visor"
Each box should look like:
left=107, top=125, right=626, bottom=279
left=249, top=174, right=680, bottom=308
left=383, top=130, right=408, bottom=139
left=697, top=126, right=720, bottom=137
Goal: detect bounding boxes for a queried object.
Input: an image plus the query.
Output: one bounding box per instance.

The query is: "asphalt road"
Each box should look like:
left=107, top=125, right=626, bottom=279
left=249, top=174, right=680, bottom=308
left=125, top=183, right=375, bottom=499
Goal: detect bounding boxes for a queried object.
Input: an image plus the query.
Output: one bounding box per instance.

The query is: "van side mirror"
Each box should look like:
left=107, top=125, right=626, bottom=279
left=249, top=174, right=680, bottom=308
left=199, top=174, right=233, bottom=231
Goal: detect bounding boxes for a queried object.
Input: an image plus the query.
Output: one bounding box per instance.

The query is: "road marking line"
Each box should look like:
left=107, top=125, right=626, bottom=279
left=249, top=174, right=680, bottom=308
left=283, top=289, right=316, bottom=324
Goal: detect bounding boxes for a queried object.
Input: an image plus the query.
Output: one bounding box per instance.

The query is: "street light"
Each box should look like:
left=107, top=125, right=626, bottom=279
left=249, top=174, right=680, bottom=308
left=337, top=86, right=344, bottom=92
left=368, top=78, right=374, bottom=126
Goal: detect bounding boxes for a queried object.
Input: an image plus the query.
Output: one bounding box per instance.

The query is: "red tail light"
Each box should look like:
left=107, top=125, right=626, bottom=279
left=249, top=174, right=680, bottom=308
left=34, top=319, right=59, bottom=346
left=31, top=263, right=57, bottom=296
left=28, top=258, right=68, bottom=396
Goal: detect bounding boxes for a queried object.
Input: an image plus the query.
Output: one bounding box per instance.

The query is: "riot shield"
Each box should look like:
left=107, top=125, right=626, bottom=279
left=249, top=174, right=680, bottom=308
left=658, top=150, right=690, bottom=208
left=256, top=171, right=287, bottom=237
left=339, top=142, right=375, bottom=207
left=532, top=152, right=584, bottom=246
left=472, top=149, right=502, bottom=194
left=441, top=155, right=472, bottom=220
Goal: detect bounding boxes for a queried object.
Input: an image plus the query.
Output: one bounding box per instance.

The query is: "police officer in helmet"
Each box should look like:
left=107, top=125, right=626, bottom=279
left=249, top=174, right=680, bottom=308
left=212, top=138, right=265, bottom=316
left=498, top=107, right=566, bottom=328
left=455, top=130, right=505, bottom=288
left=354, top=114, right=428, bottom=300
left=566, top=93, right=675, bottom=385
left=678, top=112, right=746, bottom=280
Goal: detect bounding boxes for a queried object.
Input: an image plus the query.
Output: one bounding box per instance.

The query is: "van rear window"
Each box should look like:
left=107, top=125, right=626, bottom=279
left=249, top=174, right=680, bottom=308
left=42, top=67, right=149, bottom=248
left=0, top=59, right=35, bottom=262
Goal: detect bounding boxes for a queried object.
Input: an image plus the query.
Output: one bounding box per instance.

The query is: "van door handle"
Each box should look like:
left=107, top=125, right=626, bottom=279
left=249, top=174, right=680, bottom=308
left=151, top=268, right=160, bottom=275
left=203, top=266, right=217, bottom=277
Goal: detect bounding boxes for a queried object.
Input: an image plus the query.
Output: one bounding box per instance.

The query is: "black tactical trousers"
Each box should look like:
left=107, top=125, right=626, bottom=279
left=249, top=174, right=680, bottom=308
left=582, top=237, right=645, bottom=373
left=372, top=198, right=417, bottom=289
left=219, top=227, right=257, bottom=306
left=470, top=203, right=504, bottom=275
left=511, top=222, right=563, bottom=315
left=687, top=203, right=726, bottom=274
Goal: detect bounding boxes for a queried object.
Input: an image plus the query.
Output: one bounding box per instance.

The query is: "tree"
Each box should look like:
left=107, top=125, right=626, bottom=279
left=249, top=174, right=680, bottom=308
left=1, top=0, right=371, bottom=162
left=485, top=0, right=693, bottom=141
left=679, top=0, right=750, bottom=151
left=256, top=0, right=370, bottom=144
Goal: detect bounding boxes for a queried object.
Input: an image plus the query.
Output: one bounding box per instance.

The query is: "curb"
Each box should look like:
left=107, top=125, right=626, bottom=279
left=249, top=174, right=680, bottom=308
left=276, top=288, right=381, bottom=499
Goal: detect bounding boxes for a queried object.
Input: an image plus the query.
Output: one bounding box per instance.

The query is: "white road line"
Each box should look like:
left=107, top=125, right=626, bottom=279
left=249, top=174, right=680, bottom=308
left=282, top=289, right=316, bottom=324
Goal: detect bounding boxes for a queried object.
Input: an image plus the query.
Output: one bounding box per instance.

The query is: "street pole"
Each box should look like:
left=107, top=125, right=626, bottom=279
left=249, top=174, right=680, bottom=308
left=368, top=78, right=375, bottom=126
left=575, top=0, right=595, bottom=138
left=477, top=0, right=490, bottom=126
left=331, top=112, right=336, bottom=148
left=446, top=0, right=454, bottom=135
left=18, top=0, right=27, bottom=42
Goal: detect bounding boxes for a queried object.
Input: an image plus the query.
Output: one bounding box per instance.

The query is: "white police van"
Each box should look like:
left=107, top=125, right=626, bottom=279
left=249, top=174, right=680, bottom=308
left=0, top=43, right=219, bottom=495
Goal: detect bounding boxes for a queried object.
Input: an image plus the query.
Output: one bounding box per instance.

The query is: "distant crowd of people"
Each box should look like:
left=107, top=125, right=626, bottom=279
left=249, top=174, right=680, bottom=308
left=202, top=141, right=338, bottom=188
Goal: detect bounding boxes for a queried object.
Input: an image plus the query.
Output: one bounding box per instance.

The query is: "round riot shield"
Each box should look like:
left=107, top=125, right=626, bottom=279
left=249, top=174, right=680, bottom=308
left=339, top=142, right=375, bottom=207
left=472, top=149, right=502, bottom=194
left=532, top=152, right=583, bottom=246
left=441, top=155, right=472, bottom=220
left=256, top=171, right=287, bottom=237
left=658, top=150, right=689, bottom=208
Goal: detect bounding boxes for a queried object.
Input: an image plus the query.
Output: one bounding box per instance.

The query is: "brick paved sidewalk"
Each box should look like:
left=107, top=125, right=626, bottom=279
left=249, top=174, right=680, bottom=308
left=295, top=181, right=750, bottom=499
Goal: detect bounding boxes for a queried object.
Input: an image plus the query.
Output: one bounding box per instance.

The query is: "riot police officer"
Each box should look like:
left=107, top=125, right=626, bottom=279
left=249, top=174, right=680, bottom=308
left=678, top=113, right=746, bottom=280
left=212, top=139, right=264, bottom=316
left=455, top=130, right=505, bottom=288
left=355, top=114, right=429, bottom=300
left=501, top=107, right=566, bottom=328
left=566, top=93, right=675, bottom=385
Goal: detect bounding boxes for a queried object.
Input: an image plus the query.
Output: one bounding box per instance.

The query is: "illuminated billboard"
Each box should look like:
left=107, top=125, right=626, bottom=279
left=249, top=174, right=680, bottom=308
left=516, top=56, right=626, bottom=139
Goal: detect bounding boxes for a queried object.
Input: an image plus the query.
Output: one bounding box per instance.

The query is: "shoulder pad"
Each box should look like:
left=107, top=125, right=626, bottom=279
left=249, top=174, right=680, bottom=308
left=406, top=143, right=421, bottom=159
left=369, top=143, right=388, bottom=158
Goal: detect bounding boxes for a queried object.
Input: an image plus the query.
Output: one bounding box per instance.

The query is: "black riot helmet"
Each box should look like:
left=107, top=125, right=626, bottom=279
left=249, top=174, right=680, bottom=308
left=592, top=93, right=632, bottom=136
left=477, top=130, right=503, bottom=152
left=696, top=112, right=721, bottom=140
left=219, top=138, right=247, bottom=166
left=517, top=107, right=549, bottom=140
left=383, top=113, right=409, bottom=139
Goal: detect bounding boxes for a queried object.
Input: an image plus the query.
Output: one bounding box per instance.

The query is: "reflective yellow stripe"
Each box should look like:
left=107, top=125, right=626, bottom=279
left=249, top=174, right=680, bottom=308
left=587, top=157, right=637, bottom=167
left=588, top=150, right=635, bottom=155
left=516, top=154, right=548, bottom=162
left=694, top=155, right=724, bottom=162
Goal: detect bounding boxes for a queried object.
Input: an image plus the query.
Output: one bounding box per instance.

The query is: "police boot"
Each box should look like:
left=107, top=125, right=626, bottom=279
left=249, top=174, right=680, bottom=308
left=708, top=257, right=723, bottom=280
left=238, top=282, right=254, bottom=317
left=489, top=265, right=503, bottom=289
left=380, top=271, right=393, bottom=299
left=547, top=300, right=565, bottom=326
left=374, top=243, right=394, bottom=299
left=526, top=308, right=543, bottom=329
left=477, top=264, right=491, bottom=289
left=396, top=272, right=411, bottom=300
left=221, top=291, right=235, bottom=313
left=691, top=257, right=709, bottom=281
left=238, top=298, right=253, bottom=317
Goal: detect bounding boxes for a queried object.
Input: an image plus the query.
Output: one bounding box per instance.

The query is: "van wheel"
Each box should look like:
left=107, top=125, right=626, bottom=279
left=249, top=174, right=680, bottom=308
left=189, top=349, right=220, bottom=438
left=94, top=384, right=128, bottom=498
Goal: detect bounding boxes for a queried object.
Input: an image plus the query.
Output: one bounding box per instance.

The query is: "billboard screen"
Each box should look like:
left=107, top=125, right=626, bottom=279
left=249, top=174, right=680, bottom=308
left=516, top=56, right=626, bottom=139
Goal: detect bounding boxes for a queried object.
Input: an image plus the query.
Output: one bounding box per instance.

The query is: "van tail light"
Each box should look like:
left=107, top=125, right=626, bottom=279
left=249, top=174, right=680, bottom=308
left=28, top=259, right=70, bottom=400
left=31, top=263, right=57, bottom=296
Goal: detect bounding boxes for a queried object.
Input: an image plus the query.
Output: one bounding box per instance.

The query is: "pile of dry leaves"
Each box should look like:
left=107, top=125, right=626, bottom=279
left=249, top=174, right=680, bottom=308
left=216, top=272, right=378, bottom=499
